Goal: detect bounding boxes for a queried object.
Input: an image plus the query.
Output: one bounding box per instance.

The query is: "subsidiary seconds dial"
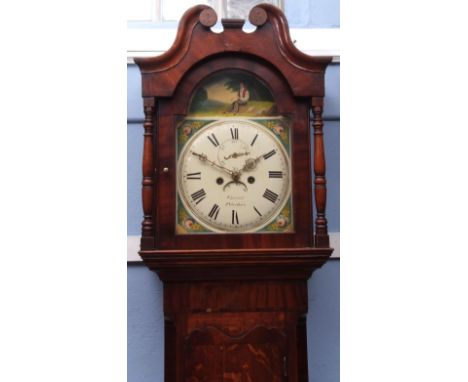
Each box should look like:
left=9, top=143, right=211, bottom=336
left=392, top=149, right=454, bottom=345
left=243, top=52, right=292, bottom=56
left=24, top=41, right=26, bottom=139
left=177, top=119, right=291, bottom=233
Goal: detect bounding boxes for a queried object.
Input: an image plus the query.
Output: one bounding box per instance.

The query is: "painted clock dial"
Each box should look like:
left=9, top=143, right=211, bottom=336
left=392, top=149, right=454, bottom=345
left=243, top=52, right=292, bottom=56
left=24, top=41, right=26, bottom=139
left=177, top=119, right=292, bottom=233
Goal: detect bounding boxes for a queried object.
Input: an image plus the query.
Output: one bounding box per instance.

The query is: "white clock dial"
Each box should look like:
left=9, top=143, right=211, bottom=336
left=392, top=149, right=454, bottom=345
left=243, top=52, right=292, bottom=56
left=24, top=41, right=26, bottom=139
left=177, top=119, right=291, bottom=233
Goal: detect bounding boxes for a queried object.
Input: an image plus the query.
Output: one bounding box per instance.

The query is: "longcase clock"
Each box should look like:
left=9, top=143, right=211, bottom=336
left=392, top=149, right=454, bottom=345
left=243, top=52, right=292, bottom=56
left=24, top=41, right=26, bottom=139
left=134, top=4, right=334, bottom=381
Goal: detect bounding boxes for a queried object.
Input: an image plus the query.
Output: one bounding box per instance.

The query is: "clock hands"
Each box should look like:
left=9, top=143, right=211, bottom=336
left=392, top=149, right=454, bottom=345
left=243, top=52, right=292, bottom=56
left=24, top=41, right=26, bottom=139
left=241, top=150, right=274, bottom=172
left=191, top=151, right=236, bottom=177
left=242, top=156, right=261, bottom=172
left=223, top=151, right=250, bottom=160
left=192, top=148, right=275, bottom=191
left=191, top=151, right=248, bottom=191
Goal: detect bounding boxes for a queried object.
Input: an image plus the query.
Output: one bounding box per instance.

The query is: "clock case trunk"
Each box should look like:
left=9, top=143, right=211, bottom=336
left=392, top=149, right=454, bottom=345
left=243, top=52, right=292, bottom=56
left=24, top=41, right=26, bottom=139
left=134, top=4, right=334, bottom=381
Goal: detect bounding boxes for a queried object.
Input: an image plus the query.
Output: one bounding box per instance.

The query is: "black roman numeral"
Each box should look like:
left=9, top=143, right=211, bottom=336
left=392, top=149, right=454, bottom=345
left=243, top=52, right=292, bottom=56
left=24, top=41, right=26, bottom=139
left=208, top=204, right=220, bottom=220
left=186, top=172, right=201, bottom=180
left=231, top=210, right=239, bottom=225
left=230, top=127, right=239, bottom=140
left=269, top=171, right=283, bottom=178
left=253, top=206, right=262, bottom=217
left=263, top=188, right=279, bottom=203
left=207, top=133, right=219, bottom=147
left=191, top=189, right=206, bottom=205
left=250, top=134, right=258, bottom=146
left=263, top=149, right=276, bottom=160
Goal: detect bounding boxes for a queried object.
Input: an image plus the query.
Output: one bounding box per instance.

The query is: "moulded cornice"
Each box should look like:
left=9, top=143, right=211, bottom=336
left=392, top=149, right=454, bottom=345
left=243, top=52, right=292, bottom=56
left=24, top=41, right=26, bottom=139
left=134, top=4, right=332, bottom=97
left=139, top=247, right=333, bottom=282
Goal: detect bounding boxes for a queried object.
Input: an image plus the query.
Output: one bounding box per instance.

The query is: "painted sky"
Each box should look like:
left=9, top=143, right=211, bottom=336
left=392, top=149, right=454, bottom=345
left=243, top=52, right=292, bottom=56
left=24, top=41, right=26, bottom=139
left=205, top=81, right=238, bottom=104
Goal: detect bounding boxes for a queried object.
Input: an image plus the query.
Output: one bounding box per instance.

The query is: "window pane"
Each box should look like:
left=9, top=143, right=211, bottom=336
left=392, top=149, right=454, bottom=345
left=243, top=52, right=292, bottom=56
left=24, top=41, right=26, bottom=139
left=225, top=0, right=281, bottom=20
left=162, top=0, right=216, bottom=21
left=127, top=0, right=154, bottom=21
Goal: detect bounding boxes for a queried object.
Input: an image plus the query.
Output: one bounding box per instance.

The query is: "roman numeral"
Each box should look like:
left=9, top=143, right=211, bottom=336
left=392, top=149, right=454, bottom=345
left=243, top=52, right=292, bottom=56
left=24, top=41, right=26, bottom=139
left=230, top=127, right=239, bottom=140
left=208, top=204, right=220, bottom=220
left=253, top=206, right=262, bottom=217
left=186, top=172, right=201, bottom=180
left=191, top=189, right=206, bottom=205
left=263, top=188, right=279, bottom=203
left=263, top=149, right=276, bottom=160
left=231, top=210, right=239, bottom=225
left=207, top=133, right=219, bottom=147
left=250, top=134, right=258, bottom=146
left=269, top=171, right=283, bottom=178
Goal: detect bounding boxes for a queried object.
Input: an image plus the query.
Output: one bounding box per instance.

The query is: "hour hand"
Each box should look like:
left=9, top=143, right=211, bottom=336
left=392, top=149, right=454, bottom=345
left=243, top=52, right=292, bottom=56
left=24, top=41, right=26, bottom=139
left=242, top=155, right=262, bottom=172
left=242, top=149, right=278, bottom=172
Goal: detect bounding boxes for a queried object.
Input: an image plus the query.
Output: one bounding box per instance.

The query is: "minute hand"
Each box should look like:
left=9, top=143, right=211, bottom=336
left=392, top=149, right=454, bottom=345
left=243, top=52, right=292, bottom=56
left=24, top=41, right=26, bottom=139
left=191, top=151, right=235, bottom=176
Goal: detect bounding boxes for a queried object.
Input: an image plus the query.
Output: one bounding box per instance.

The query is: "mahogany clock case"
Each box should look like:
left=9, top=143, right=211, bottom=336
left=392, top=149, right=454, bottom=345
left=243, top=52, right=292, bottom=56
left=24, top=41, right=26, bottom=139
left=132, top=4, right=336, bottom=381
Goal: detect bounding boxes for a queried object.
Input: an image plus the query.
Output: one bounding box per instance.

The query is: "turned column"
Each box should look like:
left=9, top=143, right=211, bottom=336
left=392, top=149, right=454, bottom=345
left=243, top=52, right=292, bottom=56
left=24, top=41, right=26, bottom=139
left=141, top=97, right=155, bottom=249
left=312, top=97, right=330, bottom=247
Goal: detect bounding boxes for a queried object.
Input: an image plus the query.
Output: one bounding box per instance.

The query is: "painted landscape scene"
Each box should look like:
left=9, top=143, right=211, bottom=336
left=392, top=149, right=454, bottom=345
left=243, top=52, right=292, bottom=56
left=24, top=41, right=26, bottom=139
left=188, top=71, right=279, bottom=117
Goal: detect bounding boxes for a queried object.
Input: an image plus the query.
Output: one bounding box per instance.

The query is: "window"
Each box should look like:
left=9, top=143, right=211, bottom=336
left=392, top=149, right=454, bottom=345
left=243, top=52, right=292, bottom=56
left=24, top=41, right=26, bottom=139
left=126, top=0, right=339, bottom=62
left=128, top=0, right=283, bottom=24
